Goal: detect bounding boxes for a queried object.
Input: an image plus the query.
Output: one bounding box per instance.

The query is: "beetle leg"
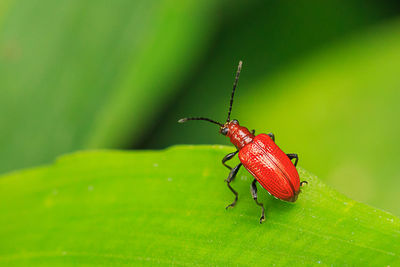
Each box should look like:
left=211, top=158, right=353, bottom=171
left=286, top=153, right=298, bottom=167
left=286, top=154, right=308, bottom=185
left=222, top=151, right=238, bottom=170
left=268, top=132, right=275, bottom=142
left=251, top=179, right=265, bottom=223
left=225, top=163, right=242, bottom=209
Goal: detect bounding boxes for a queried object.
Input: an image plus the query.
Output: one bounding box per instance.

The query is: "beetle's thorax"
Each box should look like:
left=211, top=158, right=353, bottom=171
left=225, top=122, right=254, bottom=150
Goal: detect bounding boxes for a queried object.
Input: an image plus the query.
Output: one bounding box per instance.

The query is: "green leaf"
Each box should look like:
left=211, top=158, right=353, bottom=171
left=0, top=146, right=399, bottom=266
left=0, top=0, right=219, bottom=173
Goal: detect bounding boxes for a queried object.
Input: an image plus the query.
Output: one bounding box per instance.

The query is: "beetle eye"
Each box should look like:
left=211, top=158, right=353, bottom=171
left=221, top=127, right=228, bottom=135
left=232, top=119, right=239, bottom=124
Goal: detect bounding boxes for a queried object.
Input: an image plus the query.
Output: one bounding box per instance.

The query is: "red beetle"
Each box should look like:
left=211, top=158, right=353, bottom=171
left=179, top=61, right=307, bottom=223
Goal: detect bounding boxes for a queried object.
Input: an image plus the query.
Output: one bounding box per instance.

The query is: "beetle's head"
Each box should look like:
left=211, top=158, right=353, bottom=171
left=219, top=119, right=239, bottom=136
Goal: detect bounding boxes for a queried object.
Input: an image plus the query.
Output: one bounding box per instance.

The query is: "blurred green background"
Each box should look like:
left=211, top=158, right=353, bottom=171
left=1, top=0, right=400, bottom=215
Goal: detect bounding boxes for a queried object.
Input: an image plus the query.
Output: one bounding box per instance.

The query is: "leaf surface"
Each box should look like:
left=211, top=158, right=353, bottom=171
left=0, top=146, right=399, bottom=266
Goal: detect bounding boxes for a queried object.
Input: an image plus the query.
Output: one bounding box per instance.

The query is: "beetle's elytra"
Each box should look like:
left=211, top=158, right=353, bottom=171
left=179, top=61, right=307, bottom=223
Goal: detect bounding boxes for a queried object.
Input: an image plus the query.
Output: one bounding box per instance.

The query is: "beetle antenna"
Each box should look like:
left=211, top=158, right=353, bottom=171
left=178, top=117, right=223, bottom=127
left=226, top=60, right=242, bottom=122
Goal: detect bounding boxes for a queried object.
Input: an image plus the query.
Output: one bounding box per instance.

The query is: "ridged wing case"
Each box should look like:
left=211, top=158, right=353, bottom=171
left=238, top=134, right=300, bottom=202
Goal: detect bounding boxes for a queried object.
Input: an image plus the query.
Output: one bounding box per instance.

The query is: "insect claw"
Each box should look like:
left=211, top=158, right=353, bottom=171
left=225, top=203, right=235, bottom=209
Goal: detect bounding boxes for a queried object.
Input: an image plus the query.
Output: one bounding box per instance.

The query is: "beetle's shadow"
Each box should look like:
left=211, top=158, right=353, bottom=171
left=227, top=172, right=298, bottom=221
left=259, top=191, right=296, bottom=217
